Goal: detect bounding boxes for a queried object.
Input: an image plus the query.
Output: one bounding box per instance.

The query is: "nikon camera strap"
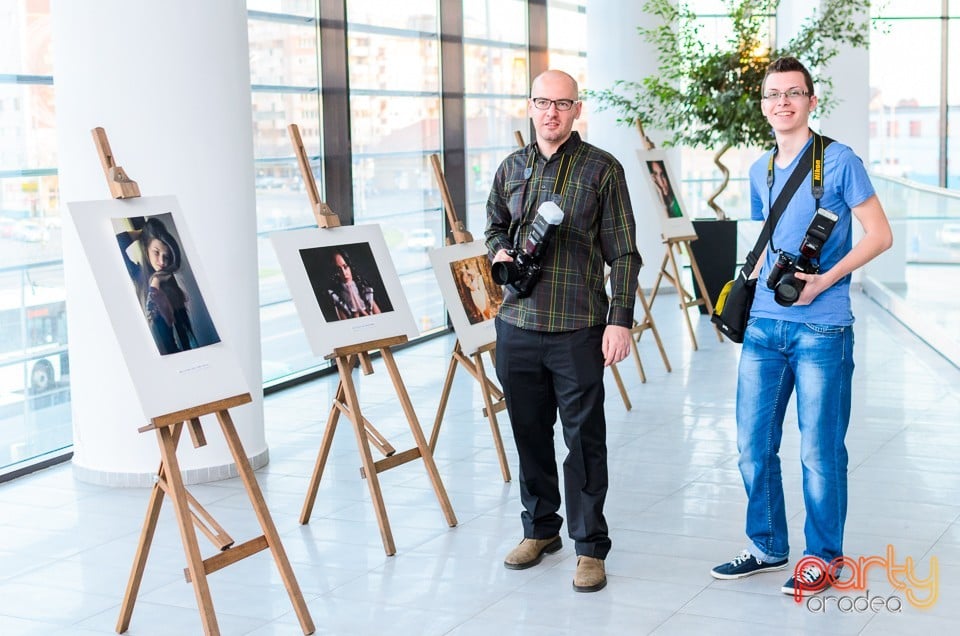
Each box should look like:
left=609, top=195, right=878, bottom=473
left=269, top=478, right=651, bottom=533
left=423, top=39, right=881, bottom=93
left=742, top=131, right=833, bottom=276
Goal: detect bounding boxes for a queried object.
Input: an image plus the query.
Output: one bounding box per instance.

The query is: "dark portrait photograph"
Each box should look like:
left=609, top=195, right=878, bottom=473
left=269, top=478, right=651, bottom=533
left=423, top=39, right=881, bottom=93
left=112, top=213, right=221, bottom=356
left=299, top=242, right=395, bottom=323
left=646, top=159, right=684, bottom=219
left=449, top=255, right=503, bottom=325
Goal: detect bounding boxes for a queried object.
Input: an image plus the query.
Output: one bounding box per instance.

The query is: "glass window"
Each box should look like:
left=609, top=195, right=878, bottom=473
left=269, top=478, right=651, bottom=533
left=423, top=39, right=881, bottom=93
left=347, top=2, right=446, bottom=334
left=676, top=8, right=774, bottom=219
left=463, top=0, right=529, bottom=236
left=548, top=1, right=587, bottom=139
left=247, top=1, right=315, bottom=16
left=0, top=1, right=67, bottom=476
left=869, top=16, right=942, bottom=185
left=248, top=8, right=325, bottom=385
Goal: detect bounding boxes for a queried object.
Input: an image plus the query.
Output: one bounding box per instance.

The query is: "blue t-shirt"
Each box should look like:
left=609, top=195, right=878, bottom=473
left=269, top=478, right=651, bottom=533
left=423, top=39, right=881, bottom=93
left=749, top=136, right=875, bottom=326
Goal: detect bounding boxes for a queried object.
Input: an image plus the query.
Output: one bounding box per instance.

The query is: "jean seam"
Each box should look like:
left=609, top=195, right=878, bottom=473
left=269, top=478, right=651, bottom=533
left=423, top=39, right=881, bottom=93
left=763, top=355, right=790, bottom=559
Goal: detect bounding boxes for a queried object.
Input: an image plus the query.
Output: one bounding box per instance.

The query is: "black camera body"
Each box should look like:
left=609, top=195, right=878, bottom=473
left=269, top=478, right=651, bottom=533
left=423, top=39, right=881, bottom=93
left=766, top=208, right=839, bottom=306
left=492, top=201, right=565, bottom=298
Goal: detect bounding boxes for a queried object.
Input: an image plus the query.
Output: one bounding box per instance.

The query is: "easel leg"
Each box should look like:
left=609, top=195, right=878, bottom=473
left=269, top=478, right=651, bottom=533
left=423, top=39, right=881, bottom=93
left=156, top=424, right=220, bottom=636
left=300, top=381, right=344, bottom=524
left=648, top=251, right=670, bottom=309
left=472, top=351, right=511, bottom=482
left=687, top=243, right=725, bottom=343
left=667, top=243, right=699, bottom=351
left=635, top=286, right=671, bottom=374
left=608, top=363, right=632, bottom=410
left=428, top=345, right=460, bottom=453
left=380, top=348, right=458, bottom=527
left=337, top=356, right=397, bottom=555
left=116, top=458, right=170, bottom=633
left=216, top=410, right=315, bottom=635
left=629, top=333, right=647, bottom=384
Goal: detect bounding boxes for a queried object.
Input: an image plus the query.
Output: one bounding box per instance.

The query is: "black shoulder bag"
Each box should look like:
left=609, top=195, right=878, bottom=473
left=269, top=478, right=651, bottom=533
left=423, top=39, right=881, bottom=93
left=711, top=133, right=832, bottom=343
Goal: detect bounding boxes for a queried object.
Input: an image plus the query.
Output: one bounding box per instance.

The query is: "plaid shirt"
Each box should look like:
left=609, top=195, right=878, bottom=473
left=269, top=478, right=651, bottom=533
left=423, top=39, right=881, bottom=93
left=485, top=132, right=641, bottom=332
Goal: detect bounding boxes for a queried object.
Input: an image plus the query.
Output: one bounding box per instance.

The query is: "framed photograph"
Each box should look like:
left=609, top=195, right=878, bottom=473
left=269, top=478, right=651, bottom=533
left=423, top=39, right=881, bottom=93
left=67, top=196, right=249, bottom=420
left=636, top=148, right=696, bottom=240
left=270, top=224, right=418, bottom=357
left=428, top=241, right=501, bottom=355
left=111, top=213, right=221, bottom=355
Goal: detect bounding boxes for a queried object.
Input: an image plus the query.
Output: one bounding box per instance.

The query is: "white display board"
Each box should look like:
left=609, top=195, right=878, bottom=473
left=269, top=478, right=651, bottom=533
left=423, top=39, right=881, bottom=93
left=67, top=195, right=249, bottom=421
left=270, top=224, right=418, bottom=357
left=637, top=148, right=697, bottom=241
left=428, top=241, right=501, bottom=355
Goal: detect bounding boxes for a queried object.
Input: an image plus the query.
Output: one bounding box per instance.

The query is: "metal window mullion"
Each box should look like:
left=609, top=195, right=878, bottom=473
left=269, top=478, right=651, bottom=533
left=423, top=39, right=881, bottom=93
left=941, top=0, right=949, bottom=188
left=526, top=0, right=548, bottom=144
left=438, top=0, right=467, bottom=237
left=318, top=0, right=354, bottom=223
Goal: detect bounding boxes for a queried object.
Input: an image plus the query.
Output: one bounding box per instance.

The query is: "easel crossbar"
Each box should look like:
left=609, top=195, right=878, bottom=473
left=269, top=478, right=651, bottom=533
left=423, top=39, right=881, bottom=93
left=361, top=446, right=423, bottom=478
left=184, top=535, right=269, bottom=582
left=141, top=393, right=252, bottom=431
left=155, top=475, right=234, bottom=550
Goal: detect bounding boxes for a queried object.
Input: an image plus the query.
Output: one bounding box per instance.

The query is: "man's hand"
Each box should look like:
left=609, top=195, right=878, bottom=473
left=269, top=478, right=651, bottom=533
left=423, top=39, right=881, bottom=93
left=792, top=271, right=829, bottom=306
left=492, top=249, right=514, bottom=264
left=602, top=325, right=631, bottom=367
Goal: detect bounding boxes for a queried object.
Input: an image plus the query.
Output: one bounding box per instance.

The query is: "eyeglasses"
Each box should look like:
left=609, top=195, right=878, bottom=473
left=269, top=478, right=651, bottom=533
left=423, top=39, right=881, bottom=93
left=762, top=89, right=810, bottom=102
left=530, top=97, right=578, bottom=111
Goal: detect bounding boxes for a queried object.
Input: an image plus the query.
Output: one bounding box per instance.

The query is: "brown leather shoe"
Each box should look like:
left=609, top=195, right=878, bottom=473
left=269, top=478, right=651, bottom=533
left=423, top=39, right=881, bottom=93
left=573, top=556, right=607, bottom=592
left=503, top=536, right=562, bottom=570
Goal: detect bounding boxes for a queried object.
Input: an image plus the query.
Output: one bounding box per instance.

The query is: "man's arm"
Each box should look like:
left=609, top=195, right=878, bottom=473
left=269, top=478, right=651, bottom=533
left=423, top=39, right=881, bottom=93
left=794, top=194, right=893, bottom=305
left=485, top=163, right=514, bottom=258
left=599, top=163, right=641, bottom=328
left=599, top=162, right=641, bottom=366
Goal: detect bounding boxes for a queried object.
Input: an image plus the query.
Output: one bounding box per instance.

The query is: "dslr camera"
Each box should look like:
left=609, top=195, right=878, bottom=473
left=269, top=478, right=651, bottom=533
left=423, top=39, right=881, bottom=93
left=491, top=201, right=565, bottom=298
left=766, top=208, right=839, bottom=306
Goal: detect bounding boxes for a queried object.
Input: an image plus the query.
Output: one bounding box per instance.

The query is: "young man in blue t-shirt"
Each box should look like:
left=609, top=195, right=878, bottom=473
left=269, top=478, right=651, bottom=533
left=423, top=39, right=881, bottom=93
left=710, top=57, right=893, bottom=597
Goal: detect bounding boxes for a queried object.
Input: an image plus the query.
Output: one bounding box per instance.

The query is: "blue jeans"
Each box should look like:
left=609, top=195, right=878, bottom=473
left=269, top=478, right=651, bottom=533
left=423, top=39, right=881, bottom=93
left=737, top=317, right=854, bottom=563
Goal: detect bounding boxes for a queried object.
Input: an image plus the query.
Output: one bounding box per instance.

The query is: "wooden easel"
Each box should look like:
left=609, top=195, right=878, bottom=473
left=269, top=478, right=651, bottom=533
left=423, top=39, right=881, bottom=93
left=92, top=128, right=315, bottom=636
left=636, top=120, right=723, bottom=350
left=514, top=130, right=666, bottom=400
left=603, top=269, right=672, bottom=386
left=426, top=153, right=511, bottom=481
left=288, top=125, right=457, bottom=556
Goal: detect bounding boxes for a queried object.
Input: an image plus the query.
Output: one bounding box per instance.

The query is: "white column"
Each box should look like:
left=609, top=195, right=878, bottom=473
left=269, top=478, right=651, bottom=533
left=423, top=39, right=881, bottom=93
left=586, top=1, right=669, bottom=289
left=52, top=0, right=266, bottom=485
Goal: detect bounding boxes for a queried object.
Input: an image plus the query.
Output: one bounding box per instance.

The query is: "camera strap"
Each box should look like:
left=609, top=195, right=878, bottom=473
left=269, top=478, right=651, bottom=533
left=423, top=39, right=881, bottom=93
left=511, top=147, right=573, bottom=244
left=744, top=131, right=833, bottom=274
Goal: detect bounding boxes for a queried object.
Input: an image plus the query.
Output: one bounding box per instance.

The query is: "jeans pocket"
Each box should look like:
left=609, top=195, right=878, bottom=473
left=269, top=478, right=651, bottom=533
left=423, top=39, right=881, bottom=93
left=803, top=322, right=845, bottom=336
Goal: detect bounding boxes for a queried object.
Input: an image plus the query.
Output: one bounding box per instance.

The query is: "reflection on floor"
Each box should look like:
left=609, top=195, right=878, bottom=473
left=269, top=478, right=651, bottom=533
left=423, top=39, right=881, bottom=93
left=1, top=292, right=958, bottom=635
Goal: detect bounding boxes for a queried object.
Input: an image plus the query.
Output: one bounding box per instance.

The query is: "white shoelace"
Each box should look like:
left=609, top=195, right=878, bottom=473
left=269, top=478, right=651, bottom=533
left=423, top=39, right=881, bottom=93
left=729, top=549, right=755, bottom=566
left=797, top=564, right=824, bottom=583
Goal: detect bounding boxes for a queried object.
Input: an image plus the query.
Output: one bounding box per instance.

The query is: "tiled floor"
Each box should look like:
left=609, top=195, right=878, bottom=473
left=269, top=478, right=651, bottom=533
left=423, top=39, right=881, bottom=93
left=1, top=291, right=958, bottom=635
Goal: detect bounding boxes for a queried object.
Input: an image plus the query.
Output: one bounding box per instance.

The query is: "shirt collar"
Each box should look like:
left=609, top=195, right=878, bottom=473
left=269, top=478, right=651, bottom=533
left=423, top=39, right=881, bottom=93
left=534, top=131, right=581, bottom=161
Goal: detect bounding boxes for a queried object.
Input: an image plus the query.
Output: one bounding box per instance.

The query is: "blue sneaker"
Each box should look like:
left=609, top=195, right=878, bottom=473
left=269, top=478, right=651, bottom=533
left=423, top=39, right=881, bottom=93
left=711, top=550, right=789, bottom=580
left=782, top=562, right=835, bottom=596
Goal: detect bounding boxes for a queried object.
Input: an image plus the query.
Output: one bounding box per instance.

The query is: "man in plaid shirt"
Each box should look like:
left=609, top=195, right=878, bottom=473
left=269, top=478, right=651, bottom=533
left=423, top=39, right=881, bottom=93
left=486, top=69, right=642, bottom=593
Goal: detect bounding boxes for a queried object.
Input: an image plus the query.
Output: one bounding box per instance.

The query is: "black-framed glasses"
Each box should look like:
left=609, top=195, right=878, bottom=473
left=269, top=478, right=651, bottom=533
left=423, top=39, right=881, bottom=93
left=762, top=89, right=810, bottom=102
left=530, top=97, right=578, bottom=111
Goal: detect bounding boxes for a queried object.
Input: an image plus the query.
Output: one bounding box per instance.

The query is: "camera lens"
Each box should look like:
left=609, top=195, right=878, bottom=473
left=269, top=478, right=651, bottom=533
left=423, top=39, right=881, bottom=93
left=491, top=261, right=520, bottom=285
left=773, top=273, right=803, bottom=306
left=774, top=284, right=799, bottom=306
